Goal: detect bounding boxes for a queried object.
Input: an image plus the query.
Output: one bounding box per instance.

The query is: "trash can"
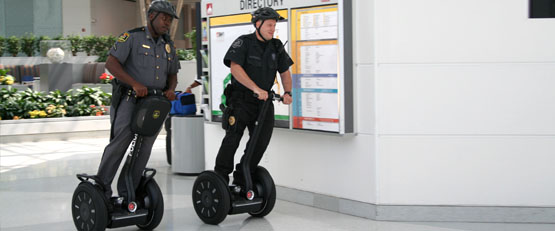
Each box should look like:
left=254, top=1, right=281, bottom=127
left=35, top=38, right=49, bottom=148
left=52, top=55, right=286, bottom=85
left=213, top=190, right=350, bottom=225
left=171, top=115, right=205, bottom=175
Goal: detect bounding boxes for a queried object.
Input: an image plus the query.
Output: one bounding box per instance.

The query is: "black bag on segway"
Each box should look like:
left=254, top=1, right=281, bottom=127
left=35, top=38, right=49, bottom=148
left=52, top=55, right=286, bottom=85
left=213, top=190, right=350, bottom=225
left=131, top=95, right=171, bottom=136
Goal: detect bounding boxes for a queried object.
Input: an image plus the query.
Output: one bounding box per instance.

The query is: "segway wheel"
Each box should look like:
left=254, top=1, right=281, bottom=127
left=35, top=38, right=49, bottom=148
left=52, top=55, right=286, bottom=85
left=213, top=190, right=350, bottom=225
left=137, top=179, right=164, bottom=230
left=192, top=171, right=231, bottom=225
left=72, top=182, right=108, bottom=231
left=249, top=166, right=276, bottom=217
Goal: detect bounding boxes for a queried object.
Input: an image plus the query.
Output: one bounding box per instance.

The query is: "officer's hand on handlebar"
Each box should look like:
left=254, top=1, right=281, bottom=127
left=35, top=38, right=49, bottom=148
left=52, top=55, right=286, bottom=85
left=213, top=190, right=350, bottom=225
left=164, top=89, right=176, bottom=101
left=282, top=93, right=292, bottom=105
left=253, top=88, right=268, bottom=101
left=132, top=83, right=148, bottom=97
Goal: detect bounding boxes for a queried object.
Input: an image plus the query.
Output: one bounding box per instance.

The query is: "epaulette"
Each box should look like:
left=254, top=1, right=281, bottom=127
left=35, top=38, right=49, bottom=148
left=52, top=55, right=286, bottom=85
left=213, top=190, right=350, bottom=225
left=128, top=27, right=145, bottom=33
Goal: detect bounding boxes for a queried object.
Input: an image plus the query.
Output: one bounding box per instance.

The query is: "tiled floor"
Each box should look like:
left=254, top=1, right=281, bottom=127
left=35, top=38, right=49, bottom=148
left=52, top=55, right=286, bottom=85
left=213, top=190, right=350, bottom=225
left=1, top=137, right=554, bottom=231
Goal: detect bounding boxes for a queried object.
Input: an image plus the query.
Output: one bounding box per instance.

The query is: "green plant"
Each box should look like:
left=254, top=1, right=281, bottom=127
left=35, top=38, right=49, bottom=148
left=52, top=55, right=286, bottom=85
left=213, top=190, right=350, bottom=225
left=0, top=36, right=5, bottom=56
left=19, top=88, right=47, bottom=106
left=177, top=48, right=195, bottom=61
left=71, top=86, right=111, bottom=108
left=52, top=34, right=64, bottom=40
left=0, top=87, right=22, bottom=120
left=94, top=35, right=113, bottom=61
left=0, top=69, right=15, bottom=85
left=21, top=33, right=37, bottom=56
left=66, top=35, right=83, bottom=56
left=185, top=29, right=197, bottom=52
left=46, top=89, right=70, bottom=104
left=95, top=35, right=116, bottom=62
left=82, top=35, right=96, bottom=56
left=6, top=36, right=21, bottom=57
left=94, top=36, right=109, bottom=55
left=36, top=35, right=51, bottom=55
left=107, top=35, right=117, bottom=48
left=96, top=50, right=109, bottom=62
left=0, top=86, right=111, bottom=120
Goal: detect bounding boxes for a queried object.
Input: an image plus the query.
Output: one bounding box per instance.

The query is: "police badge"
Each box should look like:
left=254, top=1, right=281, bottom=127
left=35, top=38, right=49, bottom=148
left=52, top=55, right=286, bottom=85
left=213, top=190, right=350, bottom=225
left=165, top=44, right=171, bottom=53
left=228, top=116, right=236, bottom=126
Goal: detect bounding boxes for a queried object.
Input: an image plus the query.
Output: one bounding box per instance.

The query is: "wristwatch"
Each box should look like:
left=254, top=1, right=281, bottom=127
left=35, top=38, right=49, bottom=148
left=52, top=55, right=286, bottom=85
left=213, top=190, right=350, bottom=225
left=284, top=91, right=292, bottom=97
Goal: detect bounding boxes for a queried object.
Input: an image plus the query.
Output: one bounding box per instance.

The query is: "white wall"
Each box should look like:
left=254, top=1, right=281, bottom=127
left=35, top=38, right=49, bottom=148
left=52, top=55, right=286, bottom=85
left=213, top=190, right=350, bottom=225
left=62, top=0, right=91, bottom=36
left=204, top=0, right=555, bottom=208
left=91, top=0, right=140, bottom=36
left=374, top=0, right=555, bottom=206
left=203, top=0, right=377, bottom=204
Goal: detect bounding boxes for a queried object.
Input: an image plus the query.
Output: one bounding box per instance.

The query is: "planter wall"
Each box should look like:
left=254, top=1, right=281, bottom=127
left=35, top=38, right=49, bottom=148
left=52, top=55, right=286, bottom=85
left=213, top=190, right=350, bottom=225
left=0, top=115, right=111, bottom=143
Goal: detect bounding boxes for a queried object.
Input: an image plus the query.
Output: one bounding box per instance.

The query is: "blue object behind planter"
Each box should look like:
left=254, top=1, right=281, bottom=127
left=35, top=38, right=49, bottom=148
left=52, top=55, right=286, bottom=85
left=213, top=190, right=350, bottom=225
left=170, top=92, right=196, bottom=116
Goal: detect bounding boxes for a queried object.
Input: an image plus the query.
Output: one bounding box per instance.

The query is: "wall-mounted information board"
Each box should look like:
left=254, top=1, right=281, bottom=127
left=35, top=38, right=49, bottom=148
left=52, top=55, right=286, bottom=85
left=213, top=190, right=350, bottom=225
left=208, top=11, right=290, bottom=127
left=203, top=0, right=352, bottom=134
left=290, top=5, right=340, bottom=132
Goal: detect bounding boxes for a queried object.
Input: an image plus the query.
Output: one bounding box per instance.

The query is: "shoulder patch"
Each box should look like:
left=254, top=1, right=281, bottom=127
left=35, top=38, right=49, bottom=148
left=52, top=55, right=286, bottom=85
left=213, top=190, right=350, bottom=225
left=232, top=39, right=243, bottom=48
left=118, top=32, right=130, bottom=42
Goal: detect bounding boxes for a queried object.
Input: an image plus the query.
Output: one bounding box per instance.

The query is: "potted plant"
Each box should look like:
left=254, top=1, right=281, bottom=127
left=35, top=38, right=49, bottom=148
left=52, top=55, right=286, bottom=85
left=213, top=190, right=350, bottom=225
left=36, top=35, right=51, bottom=55
left=0, top=69, right=15, bottom=86
left=66, top=35, right=83, bottom=56
left=21, top=33, right=37, bottom=57
left=6, top=36, right=21, bottom=57
left=0, top=36, right=5, bottom=57
left=82, top=35, right=96, bottom=56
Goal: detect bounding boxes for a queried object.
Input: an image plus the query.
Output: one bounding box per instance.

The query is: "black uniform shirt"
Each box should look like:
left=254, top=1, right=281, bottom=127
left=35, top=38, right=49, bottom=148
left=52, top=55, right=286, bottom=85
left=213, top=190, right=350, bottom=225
left=223, top=33, right=293, bottom=92
left=110, top=26, right=180, bottom=90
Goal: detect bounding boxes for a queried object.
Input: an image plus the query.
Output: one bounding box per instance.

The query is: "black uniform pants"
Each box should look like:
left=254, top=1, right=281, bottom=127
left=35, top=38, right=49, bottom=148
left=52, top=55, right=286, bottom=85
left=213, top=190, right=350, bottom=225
left=214, top=97, right=274, bottom=185
left=97, top=98, right=161, bottom=199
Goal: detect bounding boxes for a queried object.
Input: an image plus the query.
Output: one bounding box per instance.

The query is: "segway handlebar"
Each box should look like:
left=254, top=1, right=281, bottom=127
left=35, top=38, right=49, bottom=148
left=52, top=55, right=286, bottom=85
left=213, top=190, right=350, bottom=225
left=131, top=89, right=165, bottom=97
left=253, top=91, right=283, bottom=102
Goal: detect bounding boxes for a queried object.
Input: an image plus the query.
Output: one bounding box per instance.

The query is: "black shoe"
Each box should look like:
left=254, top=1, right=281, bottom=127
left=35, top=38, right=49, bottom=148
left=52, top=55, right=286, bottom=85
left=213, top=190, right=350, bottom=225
left=109, top=197, right=124, bottom=211
left=232, top=171, right=245, bottom=186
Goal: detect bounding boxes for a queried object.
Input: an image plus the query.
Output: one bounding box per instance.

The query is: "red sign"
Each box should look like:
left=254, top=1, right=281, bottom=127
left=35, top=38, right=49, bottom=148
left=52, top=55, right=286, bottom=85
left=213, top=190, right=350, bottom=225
left=206, top=3, right=213, bottom=15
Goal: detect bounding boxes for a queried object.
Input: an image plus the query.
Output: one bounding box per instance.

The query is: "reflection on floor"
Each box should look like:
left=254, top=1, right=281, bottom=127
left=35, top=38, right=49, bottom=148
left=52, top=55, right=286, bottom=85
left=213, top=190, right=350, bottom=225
left=1, top=137, right=554, bottom=231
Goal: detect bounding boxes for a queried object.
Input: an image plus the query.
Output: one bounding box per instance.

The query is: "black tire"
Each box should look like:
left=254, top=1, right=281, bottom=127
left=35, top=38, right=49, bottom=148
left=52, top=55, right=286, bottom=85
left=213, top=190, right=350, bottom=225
left=249, top=166, right=276, bottom=217
left=192, top=171, right=231, bottom=225
left=137, top=179, right=164, bottom=230
left=72, top=182, right=108, bottom=231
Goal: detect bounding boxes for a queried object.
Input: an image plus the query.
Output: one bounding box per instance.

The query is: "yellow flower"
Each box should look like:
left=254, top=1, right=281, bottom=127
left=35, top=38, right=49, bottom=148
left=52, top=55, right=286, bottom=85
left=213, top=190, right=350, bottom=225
left=13, top=116, right=20, bottom=120
left=29, top=110, right=39, bottom=118
left=4, top=75, right=14, bottom=85
left=0, top=76, right=5, bottom=82
left=39, top=111, right=47, bottom=117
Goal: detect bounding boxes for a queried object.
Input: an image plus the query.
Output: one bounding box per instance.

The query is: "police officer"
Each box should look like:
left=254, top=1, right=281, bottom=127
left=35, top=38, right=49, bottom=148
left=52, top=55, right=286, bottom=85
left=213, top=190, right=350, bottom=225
left=97, top=0, right=180, bottom=200
left=215, top=7, right=294, bottom=185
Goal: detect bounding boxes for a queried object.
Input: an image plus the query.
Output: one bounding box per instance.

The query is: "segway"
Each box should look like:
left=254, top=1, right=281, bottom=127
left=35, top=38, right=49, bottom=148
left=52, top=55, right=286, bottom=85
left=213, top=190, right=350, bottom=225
left=71, top=89, right=170, bottom=231
left=192, top=91, right=280, bottom=225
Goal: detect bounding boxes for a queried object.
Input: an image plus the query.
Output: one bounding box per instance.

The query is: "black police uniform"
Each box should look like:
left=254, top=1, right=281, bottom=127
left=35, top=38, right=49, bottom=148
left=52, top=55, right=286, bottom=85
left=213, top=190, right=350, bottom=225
left=215, top=32, right=293, bottom=184
left=96, top=26, right=180, bottom=199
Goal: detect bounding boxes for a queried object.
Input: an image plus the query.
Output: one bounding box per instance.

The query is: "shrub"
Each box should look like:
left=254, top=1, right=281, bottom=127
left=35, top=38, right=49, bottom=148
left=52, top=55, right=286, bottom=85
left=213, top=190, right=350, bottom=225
left=0, top=86, right=111, bottom=120
left=21, top=33, right=37, bottom=56
left=6, top=36, right=20, bottom=57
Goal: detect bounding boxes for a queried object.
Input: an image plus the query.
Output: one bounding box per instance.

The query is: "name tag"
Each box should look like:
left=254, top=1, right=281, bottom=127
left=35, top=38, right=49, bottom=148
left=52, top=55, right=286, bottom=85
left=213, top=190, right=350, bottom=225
left=142, top=44, right=151, bottom=49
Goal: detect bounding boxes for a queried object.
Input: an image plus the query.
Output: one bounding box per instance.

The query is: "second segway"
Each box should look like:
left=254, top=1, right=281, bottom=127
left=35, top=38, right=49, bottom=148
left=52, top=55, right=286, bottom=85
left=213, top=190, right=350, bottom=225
left=192, top=91, right=280, bottom=225
left=71, top=89, right=170, bottom=231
